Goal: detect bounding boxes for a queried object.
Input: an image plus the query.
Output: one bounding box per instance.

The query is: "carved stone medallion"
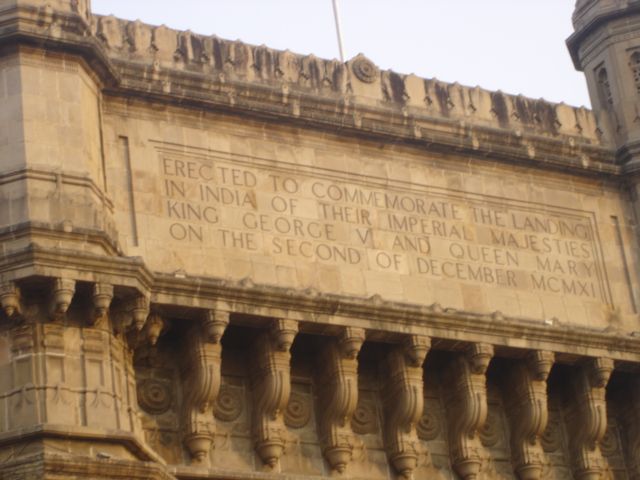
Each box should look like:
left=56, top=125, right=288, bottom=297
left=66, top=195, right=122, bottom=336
left=284, top=391, right=311, bottom=429
left=137, top=378, right=173, bottom=415
left=352, top=398, right=378, bottom=434
left=351, top=55, right=378, bottom=84
left=215, top=384, right=243, bottom=422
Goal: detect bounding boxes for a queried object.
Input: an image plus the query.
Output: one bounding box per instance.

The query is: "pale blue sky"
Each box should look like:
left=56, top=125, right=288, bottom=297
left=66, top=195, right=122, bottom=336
left=92, top=1, right=591, bottom=107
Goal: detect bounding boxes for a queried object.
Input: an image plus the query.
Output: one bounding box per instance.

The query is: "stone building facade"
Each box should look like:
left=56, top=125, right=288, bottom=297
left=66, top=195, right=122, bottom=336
left=0, top=0, right=640, bottom=478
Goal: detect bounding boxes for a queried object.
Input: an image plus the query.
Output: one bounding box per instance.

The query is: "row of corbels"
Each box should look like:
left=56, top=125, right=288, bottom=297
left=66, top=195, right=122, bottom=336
left=0, top=279, right=165, bottom=346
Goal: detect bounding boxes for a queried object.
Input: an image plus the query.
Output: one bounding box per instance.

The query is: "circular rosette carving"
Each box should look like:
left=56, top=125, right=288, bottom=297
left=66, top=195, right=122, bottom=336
left=284, top=391, right=311, bottom=429
left=541, top=418, right=563, bottom=453
left=351, top=55, right=378, bottom=84
left=137, top=379, right=172, bottom=415
left=215, top=385, right=243, bottom=422
left=352, top=400, right=379, bottom=434
left=479, top=411, right=501, bottom=447
left=416, top=411, right=441, bottom=441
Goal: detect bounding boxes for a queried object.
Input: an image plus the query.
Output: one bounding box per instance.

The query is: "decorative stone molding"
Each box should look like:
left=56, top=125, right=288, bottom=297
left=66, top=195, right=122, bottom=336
left=382, top=335, right=430, bottom=479
left=444, top=343, right=494, bottom=480
left=137, top=378, right=173, bottom=415
left=351, top=54, right=378, bottom=84
left=316, top=326, right=364, bottom=473
left=250, top=318, right=298, bottom=468
left=182, top=311, right=229, bottom=464
left=566, top=357, right=614, bottom=480
left=504, top=350, right=554, bottom=480
left=49, top=278, right=76, bottom=321
left=91, top=283, right=113, bottom=325
left=0, top=281, right=21, bottom=318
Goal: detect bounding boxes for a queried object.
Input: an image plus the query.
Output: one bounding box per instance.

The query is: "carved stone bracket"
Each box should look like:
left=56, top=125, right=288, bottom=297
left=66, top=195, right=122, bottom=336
left=383, top=335, right=431, bottom=479
left=182, top=310, right=229, bottom=464
left=505, top=350, right=554, bottom=480
left=0, top=281, right=21, bottom=319
left=316, top=326, right=365, bottom=473
left=566, top=357, right=613, bottom=480
left=129, top=294, right=150, bottom=331
left=91, top=283, right=113, bottom=325
left=444, top=343, right=494, bottom=480
left=250, top=318, right=298, bottom=468
left=49, top=278, right=76, bottom=321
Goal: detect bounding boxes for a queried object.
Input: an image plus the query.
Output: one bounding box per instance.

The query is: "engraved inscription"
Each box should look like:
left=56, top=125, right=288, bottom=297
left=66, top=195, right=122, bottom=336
left=156, top=152, right=608, bottom=303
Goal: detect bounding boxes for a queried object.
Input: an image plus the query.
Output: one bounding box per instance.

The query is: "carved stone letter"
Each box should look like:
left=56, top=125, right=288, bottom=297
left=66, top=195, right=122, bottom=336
left=251, top=318, right=298, bottom=468
left=383, top=335, right=430, bottom=479
left=566, top=357, right=613, bottom=480
left=182, top=310, right=229, bottom=464
left=444, top=343, right=494, bottom=480
left=316, top=326, right=365, bottom=473
left=505, top=351, right=554, bottom=480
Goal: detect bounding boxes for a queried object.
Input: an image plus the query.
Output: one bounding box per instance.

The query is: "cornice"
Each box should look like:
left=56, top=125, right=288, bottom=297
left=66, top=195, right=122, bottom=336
left=1, top=241, right=638, bottom=364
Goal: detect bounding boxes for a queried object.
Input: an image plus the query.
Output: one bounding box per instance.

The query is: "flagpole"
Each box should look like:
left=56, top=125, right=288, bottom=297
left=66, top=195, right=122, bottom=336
left=332, top=0, right=346, bottom=62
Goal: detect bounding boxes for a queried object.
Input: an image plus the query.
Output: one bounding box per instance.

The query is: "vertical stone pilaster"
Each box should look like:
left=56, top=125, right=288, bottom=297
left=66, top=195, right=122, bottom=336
left=182, top=310, right=229, bottom=464
left=316, top=326, right=364, bottom=473
left=504, top=350, right=554, bottom=480
left=250, top=318, right=298, bottom=469
left=444, top=343, right=493, bottom=480
left=566, top=357, right=614, bottom=480
left=382, top=335, right=430, bottom=479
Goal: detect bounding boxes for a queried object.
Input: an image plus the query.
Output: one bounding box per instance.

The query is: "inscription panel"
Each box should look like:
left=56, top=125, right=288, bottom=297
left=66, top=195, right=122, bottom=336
left=140, top=142, right=611, bottom=324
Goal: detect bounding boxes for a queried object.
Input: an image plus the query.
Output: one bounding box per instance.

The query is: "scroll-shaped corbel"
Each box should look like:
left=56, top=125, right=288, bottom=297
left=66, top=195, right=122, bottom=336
left=182, top=310, right=229, bottom=464
left=444, top=343, right=493, bottom=480
left=505, top=351, right=554, bottom=480
left=0, top=281, right=21, bottom=319
left=566, top=357, right=613, bottom=480
left=49, top=277, right=76, bottom=321
left=250, top=318, right=298, bottom=468
left=316, top=327, right=365, bottom=473
left=383, top=335, right=430, bottom=479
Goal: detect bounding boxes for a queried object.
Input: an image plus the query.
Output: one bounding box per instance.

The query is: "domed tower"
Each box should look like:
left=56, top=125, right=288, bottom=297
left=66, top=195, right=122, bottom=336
left=568, top=0, right=640, bottom=168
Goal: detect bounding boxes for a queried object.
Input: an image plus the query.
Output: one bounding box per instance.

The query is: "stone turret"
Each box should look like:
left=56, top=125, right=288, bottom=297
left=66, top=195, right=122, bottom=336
left=568, top=0, right=640, bottom=167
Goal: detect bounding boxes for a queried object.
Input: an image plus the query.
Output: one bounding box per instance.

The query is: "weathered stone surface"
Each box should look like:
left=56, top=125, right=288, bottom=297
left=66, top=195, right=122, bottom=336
left=0, top=0, right=640, bottom=479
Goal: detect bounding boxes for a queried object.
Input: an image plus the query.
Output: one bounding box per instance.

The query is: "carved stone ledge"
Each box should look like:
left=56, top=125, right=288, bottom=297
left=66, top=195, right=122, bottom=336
left=181, top=311, right=229, bottom=465
left=383, top=335, right=431, bottom=479
left=566, top=357, right=614, bottom=480
left=316, top=327, right=364, bottom=473
left=505, top=351, right=554, bottom=480
left=444, top=343, right=494, bottom=480
left=251, top=318, right=299, bottom=468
